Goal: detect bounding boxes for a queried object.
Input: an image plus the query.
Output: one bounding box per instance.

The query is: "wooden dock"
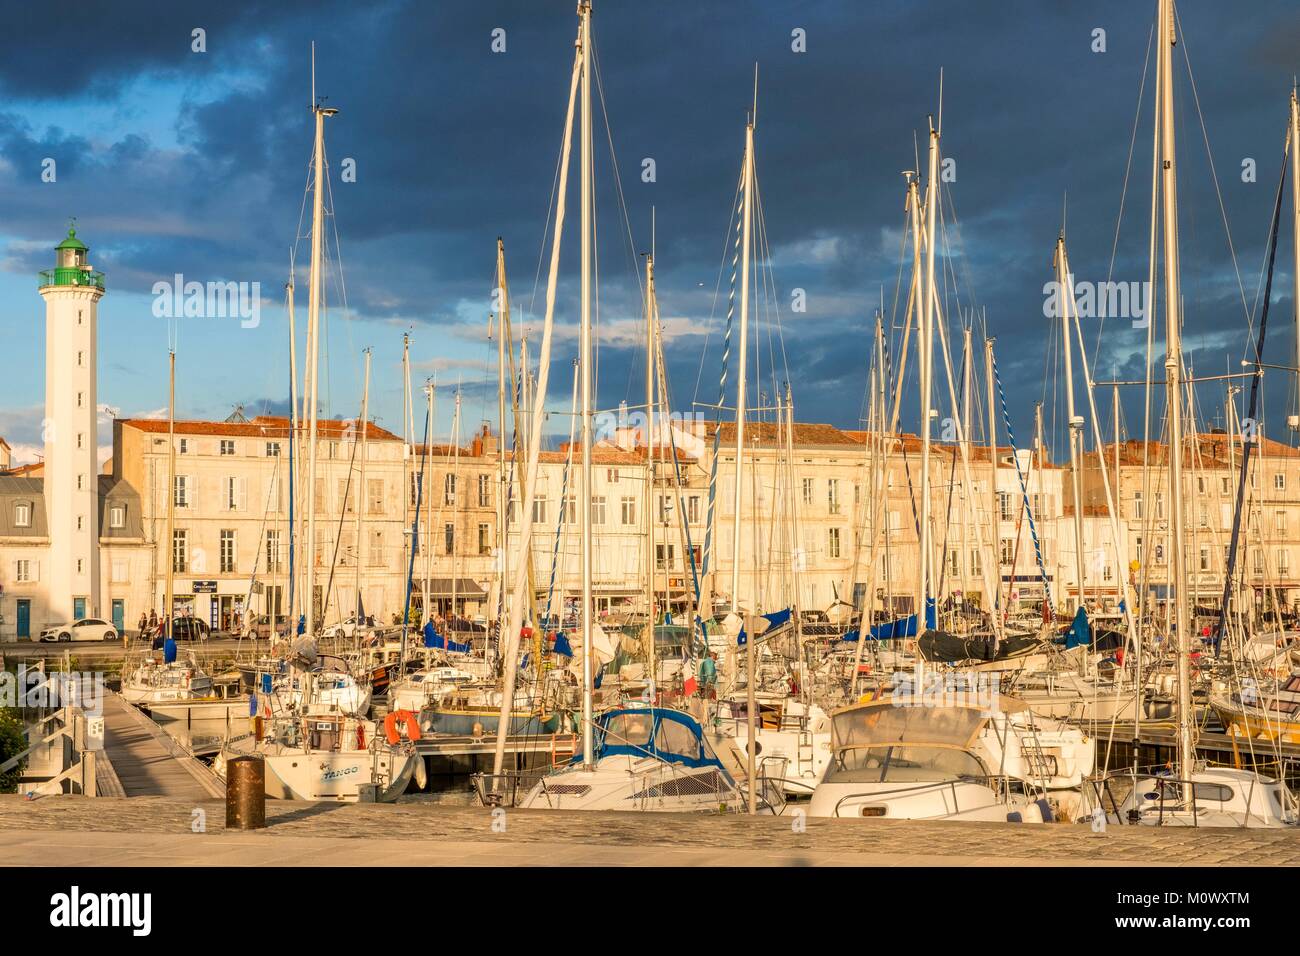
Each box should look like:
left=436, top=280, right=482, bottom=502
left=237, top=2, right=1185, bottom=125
left=99, top=692, right=225, bottom=800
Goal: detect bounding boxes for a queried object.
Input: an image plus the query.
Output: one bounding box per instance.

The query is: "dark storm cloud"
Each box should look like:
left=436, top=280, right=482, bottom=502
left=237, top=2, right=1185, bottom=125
left=1, top=0, right=1296, bottom=449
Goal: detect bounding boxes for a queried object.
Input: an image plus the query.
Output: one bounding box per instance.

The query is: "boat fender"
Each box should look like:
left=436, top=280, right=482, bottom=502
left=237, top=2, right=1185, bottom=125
left=1006, top=811, right=1023, bottom=824
left=384, top=709, right=422, bottom=745
left=1035, top=798, right=1054, bottom=823
left=413, top=757, right=428, bottom=790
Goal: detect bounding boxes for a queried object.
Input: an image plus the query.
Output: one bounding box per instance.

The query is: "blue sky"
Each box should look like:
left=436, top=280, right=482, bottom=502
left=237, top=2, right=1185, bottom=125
left=1, top=0, right=1297, bottom=466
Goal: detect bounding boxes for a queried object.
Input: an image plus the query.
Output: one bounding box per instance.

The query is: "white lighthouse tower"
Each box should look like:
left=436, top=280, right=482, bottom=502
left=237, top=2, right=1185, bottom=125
left=40, top=224, right=105, bottom=623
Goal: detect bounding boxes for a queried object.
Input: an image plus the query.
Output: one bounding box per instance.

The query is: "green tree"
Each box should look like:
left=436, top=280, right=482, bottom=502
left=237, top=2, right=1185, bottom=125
left=0, top=709, right=27, bottom=793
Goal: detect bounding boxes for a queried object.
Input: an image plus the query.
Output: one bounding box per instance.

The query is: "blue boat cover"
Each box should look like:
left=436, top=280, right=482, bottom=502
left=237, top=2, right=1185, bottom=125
left=163, top=638, right=177, bottom=663
left=574, top=707, right=725, bottom=771
left=842, top=597, right=937, bottom=641
left=1063, top=605, right=1090, bottom=649
left=553, top=631, right=574, bottom=658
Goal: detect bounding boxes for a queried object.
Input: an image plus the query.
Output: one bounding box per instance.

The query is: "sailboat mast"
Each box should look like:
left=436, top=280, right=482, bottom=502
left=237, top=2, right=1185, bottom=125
left=286, top=272, right=298, bottom=623
left=1291, top=87, right=1300, bottom=427
left=918, top=116, right=940, bottom=625
left=579, top=0, right=596, bottom=770
left=732, top=106, right=757, bottom=815
left=355, top=348, right=370, bottom=621
left=495, top=239, right=511, bottom=634
left=165, top=350, right=175, bottom=641
left=644, top=250, right=657, bottom=686
left=423, top=382, right=435, bottom=624
left=1056, top=237, right=1088, bottom=613
left=1157, top=0, right=1194, bottom=777
left=984, top=338, right=999, bottom=622
left=304, top=100, right=335, bottom=640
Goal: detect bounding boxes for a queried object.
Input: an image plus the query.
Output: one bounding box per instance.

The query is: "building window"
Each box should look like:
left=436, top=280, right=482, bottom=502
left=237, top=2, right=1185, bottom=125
left=1199, top=545, right=1210, bottom=573
left=178, top=438, right=189, bottom=454
left=266, top=529, right=281, bottom=572
left=369, top=530, right=384, bottom=567
left=591, top=496, right=606, bottom=525
left=1132, top=492, right=1143, bottom=519
left=111, top=561, right=127, bottom=583
left=15, top=560, right=33, bottom=583
left=688, top=496, right=701, bottom=524
left=999, top=492, right=1016, bottom=521
left=478, top=523, right=491, bottom=555
left=336, top=478, right=354, bottom=514
left=1280, top=549, right=1291, bottom=575
left=532, top=496, right=548, bottom=524
left=220, top=530, right=236, bottom=573
left=77, top=391, right=84, bottom=408
left=266, top=441, right=281, bottom=456
left=220, top=440, right=236, bottom=456
left=444, top=473, right=457, bottom=506
left=828, top=527, right=842, bottom=559
left=563, top=496, right=576, bottom=524
left=969, top=548, right=982, bottom=577
left=607, top=469, right=620, bottom=483
left=656, top=544, right=675, bottom=570
left=77, top=433, right=84, bottom=449
left=367, top=478, right=384, bottom=515
left=14, top=502, right=30, bottom=527
left=444, top=523, right=454, bottom=556
left=76, top=515, right=83, bottom=531
left=1276, top=473, right=1286, bottom=491
left=173, top=476, right=189, bottom=508
left=827, top=479, right=841, bottom=515
left=173, top=530, right=188, bottom=573
left=77, top=350, right=84, bottom=366
left=478, top=474, right=491, bottom=508
left=802, top=478, right=814, bottom=507
left=1000, top=538, right=1015, bottom=566
left=76, top=474, right=84, bottom=491
left=1221, top=476, right=1231, bottom=494
left=225, top=477, right=245, bottom=511
left=1276, top=511, right=1287, bottom=534
left=620, top=496, right=636, bottom=525
left=657, top=494, right=673, bottom=523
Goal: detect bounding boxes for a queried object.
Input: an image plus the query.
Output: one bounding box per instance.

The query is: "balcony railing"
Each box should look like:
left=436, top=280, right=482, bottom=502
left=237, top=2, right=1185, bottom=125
left=39, top=268, right=105, bottom=291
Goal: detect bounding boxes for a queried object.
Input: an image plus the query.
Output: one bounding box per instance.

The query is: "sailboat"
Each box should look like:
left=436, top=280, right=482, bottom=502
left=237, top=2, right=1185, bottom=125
left=121, top=350, right=216, bottom=706
left=1079, top=0, right=1297, bottom=828
left=217, top=73, right=415, bottom=802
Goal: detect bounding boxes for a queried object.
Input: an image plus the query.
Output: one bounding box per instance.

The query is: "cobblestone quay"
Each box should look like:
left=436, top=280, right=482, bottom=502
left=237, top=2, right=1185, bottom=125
left=1, top=795, right=1297, bottom=866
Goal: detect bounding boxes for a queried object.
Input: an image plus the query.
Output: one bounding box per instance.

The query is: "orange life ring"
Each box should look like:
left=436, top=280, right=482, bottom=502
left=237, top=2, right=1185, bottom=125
left=384, top=709, right=422, bottom=745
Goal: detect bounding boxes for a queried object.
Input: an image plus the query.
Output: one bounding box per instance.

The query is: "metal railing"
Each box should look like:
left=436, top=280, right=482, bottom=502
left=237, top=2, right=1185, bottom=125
left=39, top=268, right=105, bottom=290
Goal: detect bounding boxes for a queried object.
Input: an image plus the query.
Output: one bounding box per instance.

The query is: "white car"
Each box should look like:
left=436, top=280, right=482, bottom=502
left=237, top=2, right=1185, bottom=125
left=39, top=618, right=119, bottom=643
left=324, top=616, right=372, bottom=640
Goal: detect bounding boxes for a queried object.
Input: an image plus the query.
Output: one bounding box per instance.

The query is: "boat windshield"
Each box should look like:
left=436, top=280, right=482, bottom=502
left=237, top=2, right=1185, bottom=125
left=825, top=745, right=987, bottom=785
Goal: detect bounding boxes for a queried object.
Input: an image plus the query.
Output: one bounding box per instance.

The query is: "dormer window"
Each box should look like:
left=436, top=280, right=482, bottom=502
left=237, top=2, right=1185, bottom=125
left=14, top=502, right=31, bottom=527
left=110, top=504, right=125, bottom=529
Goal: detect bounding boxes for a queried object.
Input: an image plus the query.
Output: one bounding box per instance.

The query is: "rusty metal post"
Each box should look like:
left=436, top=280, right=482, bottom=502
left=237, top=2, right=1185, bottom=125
left=225, top=756, right=266, bottom=829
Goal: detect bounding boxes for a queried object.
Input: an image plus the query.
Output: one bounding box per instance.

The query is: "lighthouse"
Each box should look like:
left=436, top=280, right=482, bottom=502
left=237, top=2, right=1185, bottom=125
left=39, top=225, right=105, bottom=622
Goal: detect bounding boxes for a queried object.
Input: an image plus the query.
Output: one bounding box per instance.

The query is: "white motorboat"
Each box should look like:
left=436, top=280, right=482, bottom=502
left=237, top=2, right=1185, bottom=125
left=1084, top=767, right=1297, bottom=829
left=517, top=707, right=761, bottom=813
left=120, top=649, right=215, bottom=705
left=218, top=705, right=418, bottom=802
left=807, top=700, right=1053, bottom=823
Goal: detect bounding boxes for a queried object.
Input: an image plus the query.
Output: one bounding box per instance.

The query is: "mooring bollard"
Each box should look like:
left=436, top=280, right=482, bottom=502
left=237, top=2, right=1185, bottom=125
left=225, top=756, right=266, bottom=830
